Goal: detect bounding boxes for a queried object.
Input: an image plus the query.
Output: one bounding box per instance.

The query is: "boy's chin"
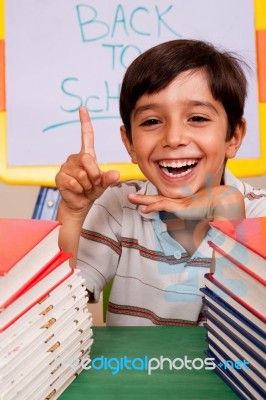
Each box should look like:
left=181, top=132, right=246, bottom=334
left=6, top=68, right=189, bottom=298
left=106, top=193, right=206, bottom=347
left=157, top=186, right=195, bottom=199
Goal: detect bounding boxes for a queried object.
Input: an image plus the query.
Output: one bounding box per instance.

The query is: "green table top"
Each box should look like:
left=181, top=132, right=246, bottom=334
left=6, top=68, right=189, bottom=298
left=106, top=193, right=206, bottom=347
left=59, top=326, right=239, bottom=400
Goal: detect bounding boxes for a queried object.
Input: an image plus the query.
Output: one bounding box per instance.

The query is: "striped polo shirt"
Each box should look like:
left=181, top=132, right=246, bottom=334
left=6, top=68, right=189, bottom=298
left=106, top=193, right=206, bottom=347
left=77, top=169, right=266, bottom=326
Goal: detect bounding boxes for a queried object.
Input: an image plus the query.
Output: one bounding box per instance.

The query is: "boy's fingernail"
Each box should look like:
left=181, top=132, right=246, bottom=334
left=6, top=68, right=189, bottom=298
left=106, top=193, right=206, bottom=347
left=95, top=178, right=101, bottom=186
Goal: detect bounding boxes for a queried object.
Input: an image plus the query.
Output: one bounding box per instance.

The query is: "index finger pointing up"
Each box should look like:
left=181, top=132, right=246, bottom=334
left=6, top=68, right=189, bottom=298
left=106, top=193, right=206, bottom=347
left=79, top=106, right=96, bottom=158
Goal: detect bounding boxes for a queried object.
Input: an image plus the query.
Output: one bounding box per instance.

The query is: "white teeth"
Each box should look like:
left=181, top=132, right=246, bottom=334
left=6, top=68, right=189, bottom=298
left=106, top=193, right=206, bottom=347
left=159, top=159, right=197, bottom=168
left=158, top=159, right=198, bottom=178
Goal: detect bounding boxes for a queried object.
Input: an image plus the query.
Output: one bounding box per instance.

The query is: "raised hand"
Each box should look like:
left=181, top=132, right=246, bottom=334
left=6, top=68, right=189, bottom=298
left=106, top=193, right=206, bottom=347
left=55, top=106, right=120, bottom=215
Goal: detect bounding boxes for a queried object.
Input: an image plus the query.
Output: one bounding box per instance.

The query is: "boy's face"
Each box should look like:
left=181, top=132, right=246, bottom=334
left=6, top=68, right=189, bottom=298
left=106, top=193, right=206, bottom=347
left=121, top=69, right=245, bottom=198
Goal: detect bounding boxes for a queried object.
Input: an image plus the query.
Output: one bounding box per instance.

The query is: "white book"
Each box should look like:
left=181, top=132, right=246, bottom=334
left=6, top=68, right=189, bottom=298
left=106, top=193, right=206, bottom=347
left=44, top=373, right=80, bottom=400
left=0, top=293, right=89, bottom=381
left=0, top=278, right=86, bottom=355
left=0, top=258, right=73, bottom=333
left=0, top=313, right=93, bottom=399
left=0, top=271, right=85, bottom=347
left=0, top=294, right=90, bottom=378
left=22, top=332, right=93, bottom=399
left=41, top=367, right=84, bottom=400
left=0, top=312, right=92, bottom=392
left=18, top=337, right=93, bottom=400
left=45, top=349, right=94, bottom=400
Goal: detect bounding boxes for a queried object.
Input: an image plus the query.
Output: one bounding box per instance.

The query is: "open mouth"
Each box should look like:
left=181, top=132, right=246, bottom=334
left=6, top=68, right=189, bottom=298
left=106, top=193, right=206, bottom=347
left=158, top=159, right=199, bottom=178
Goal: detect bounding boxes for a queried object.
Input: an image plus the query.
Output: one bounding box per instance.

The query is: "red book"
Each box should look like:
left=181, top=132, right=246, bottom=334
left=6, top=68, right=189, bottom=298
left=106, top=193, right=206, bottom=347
left=0, top=251, right=73, bottom=332
left=0, top=218, right=64, bottom=310
left=210, top=217, right=266, bottom=256
left=209, top=217, right=266, bottom=283
left=206, top=273, right=266, bottom=323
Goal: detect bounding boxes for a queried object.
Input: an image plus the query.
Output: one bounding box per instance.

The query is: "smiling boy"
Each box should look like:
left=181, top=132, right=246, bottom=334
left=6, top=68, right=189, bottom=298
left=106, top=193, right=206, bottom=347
left=56, top=39, right=266, bottom=326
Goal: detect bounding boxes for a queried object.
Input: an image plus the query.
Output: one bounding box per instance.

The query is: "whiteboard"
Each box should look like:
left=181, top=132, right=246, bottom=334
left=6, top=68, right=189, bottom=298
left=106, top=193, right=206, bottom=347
left=0, top=0, right=265, bottom=185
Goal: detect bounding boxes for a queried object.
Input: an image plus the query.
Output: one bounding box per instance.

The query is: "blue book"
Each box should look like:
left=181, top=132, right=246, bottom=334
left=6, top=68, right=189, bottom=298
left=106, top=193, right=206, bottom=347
left=205, top=347, right=265, bottom=400
left=32, top=188, right=61, bottom=220
left=205, top=336, right=265, bottom=390
left=32, top=187, right=49, bottom=219
left=201, top=287, right=265, bottom=348
left=204, top=321, right=265, bottom=378
left=203, top=273, right=265, bottom=336
left=204, top=310, right=265, bottom=376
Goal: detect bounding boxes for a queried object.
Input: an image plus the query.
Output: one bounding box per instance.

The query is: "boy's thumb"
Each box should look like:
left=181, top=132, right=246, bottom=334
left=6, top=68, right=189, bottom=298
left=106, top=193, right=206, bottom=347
left=101, top=170, right=120, bottom=190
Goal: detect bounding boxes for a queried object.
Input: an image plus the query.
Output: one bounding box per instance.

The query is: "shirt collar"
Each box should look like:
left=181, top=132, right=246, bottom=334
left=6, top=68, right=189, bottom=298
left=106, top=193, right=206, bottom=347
left=223, top=168, right=245, bottom=194
left=136, top=181, right=160, bottom=220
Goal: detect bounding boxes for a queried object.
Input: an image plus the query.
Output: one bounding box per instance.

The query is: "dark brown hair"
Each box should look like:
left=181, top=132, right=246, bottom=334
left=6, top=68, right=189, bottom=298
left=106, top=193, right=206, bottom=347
left=119, top=39, right=248, bottom=142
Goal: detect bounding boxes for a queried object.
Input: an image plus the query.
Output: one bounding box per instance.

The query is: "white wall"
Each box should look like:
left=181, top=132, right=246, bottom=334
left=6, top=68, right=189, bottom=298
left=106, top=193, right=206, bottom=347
left=0, top=183, right=39, bottom=218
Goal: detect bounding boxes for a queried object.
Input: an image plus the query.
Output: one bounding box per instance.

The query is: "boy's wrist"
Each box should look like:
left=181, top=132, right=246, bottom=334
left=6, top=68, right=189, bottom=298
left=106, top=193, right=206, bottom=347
left=58, top=199, right=91, bottom=222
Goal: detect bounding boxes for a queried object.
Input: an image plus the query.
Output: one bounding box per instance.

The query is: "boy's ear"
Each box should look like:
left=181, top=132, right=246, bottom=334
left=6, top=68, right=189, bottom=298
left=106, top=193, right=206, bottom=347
left=120, top=125, right=137, bottom=164
left=225, top=118, right=246, bottom=159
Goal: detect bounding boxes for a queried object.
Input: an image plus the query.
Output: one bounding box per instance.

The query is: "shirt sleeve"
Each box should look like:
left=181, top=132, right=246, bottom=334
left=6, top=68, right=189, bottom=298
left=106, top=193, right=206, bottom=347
left=244, top=188, right=266, bottom=217
left=76, top=186, right=123, bottom=301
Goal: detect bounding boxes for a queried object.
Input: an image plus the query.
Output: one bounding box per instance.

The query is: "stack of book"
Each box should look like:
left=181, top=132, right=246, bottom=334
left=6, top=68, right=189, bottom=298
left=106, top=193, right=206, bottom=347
left=201, top=217, right=266, bottom=400
left=0, top=218, right=93, bottom=400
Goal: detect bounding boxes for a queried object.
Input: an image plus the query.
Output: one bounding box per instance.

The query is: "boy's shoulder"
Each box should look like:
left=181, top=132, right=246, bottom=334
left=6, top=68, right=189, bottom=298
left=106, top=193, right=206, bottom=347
left=224, top=169, right=266, bottom=218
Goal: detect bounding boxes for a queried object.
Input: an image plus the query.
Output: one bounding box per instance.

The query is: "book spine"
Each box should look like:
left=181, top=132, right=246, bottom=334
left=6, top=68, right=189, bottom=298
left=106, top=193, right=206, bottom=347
left=32, top=187, right=49, bottom=219
left=0, top=251, right=72, bottom=311
left=208, top=275, right=266, bottom=323
left=0, top=269, right=74, bottom=333
left=205, top=348, right=263, bottom=400
left=202, top=296, right=265, bottom=349
left=209, top=241, right=266, bottom=285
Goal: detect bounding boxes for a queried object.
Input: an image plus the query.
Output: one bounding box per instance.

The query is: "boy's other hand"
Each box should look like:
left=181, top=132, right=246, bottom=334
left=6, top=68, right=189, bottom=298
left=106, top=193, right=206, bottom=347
left=55, top=106, right=120, bottom=216
left=128, top=185, right=245, bottom=221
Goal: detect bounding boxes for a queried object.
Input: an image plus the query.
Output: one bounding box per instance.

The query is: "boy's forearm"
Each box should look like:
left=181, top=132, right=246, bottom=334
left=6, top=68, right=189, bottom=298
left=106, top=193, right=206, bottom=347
left=57, top=200, right=90, bottom=267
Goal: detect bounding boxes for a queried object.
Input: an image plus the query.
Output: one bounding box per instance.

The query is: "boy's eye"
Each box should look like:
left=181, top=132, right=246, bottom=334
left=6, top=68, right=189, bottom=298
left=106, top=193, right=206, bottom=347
left=189, top=116, right=209, bottom=122
left=141, top=118, right=161, bottom=126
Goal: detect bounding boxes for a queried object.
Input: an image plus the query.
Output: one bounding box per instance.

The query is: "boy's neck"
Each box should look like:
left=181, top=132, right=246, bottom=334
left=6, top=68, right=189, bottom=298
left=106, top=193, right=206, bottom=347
left=160, top=212, right=209, bottom=256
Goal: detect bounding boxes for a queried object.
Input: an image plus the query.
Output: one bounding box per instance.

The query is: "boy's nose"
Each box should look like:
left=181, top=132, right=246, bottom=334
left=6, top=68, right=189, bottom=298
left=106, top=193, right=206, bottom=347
left=161, top=123, right=190, bottom=148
